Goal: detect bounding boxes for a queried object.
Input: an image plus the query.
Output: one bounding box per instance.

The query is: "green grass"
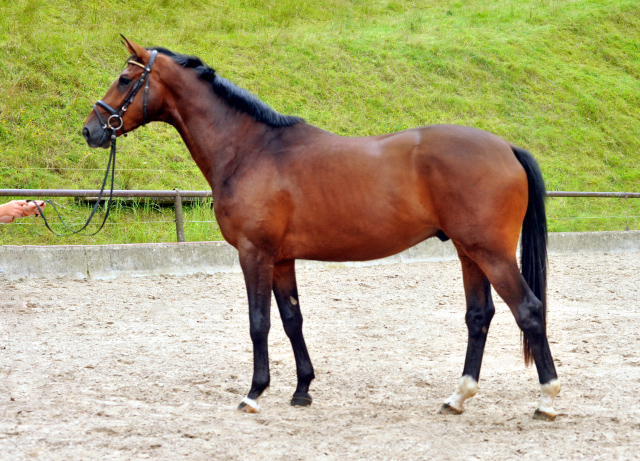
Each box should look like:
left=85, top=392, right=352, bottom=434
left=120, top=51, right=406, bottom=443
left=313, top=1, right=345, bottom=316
left=1, top=0, right=639, bottom=245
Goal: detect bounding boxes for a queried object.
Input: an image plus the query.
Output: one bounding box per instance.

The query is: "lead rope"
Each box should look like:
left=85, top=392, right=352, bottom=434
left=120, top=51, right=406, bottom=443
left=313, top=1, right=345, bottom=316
left=32, top=127, right=118, bottom=236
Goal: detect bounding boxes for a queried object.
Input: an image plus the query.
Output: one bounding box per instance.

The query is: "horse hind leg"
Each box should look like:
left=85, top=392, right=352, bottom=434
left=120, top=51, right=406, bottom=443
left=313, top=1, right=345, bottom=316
left=440, top=252, right=495, bottom=415
left=473, top=251, right=560, bottom=420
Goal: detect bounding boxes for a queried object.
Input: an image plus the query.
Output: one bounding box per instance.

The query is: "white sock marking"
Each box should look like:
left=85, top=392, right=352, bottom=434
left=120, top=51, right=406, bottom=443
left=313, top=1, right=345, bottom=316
left=538, top=379, right=561, bottom=416
left=241, top=397, right=260, bottom=412
left=444, top=375, right=478, bottom=412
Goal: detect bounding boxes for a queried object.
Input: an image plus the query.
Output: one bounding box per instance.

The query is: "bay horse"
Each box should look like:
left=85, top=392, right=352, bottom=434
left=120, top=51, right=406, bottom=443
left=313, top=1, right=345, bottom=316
left=83, top=38, right=560, bottom=420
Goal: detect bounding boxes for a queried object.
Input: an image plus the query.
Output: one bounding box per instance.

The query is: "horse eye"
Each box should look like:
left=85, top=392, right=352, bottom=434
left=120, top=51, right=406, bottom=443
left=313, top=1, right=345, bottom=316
left=119, top=76, right=131, bottom=86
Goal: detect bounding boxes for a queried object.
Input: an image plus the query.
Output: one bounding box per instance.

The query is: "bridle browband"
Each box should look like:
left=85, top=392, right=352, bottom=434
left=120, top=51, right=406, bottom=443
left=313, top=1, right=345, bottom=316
left=93, top=49, right=159, bottom=134
left=33, top=50, right=159, bottom=236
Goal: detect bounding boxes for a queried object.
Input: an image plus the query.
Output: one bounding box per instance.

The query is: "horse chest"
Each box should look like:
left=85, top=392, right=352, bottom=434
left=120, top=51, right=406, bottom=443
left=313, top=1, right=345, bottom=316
left=213, top=197, right=289, bottom=250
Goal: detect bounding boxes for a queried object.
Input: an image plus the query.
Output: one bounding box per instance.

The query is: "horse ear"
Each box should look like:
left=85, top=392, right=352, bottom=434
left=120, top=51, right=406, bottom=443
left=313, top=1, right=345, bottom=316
left=120, top=35, right=149, bottom=60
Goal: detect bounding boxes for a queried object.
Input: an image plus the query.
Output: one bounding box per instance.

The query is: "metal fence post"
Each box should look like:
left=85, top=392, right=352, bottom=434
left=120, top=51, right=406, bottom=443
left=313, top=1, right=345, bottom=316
left=626, top=196, right=630, bottom=231
left=174, top=189, right=185, bottom=243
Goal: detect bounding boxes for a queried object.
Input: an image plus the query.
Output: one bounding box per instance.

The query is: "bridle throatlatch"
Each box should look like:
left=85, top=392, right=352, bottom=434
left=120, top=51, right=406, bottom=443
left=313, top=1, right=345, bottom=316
left=34, top=50, right=159, bottom=236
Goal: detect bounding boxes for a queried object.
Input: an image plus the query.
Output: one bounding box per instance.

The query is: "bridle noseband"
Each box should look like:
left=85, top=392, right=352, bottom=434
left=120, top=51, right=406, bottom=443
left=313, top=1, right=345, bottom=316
left=93, top=49, right=158, bottom=134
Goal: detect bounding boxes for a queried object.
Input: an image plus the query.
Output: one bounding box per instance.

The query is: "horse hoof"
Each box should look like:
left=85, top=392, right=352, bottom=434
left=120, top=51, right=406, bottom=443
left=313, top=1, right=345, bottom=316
left=290, top=394, right=313, bottom=407
left=438, top=403, right=462, bottom=415
left=237, top=398, right=260, bottom=414
left=532, top=409, right=556, bottom=421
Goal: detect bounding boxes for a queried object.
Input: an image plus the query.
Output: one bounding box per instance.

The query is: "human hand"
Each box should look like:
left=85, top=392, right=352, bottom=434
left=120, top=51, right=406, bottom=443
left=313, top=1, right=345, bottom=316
left=23, top=200, right=46, bottom=217
left=0, top=200, right=46, bottom=223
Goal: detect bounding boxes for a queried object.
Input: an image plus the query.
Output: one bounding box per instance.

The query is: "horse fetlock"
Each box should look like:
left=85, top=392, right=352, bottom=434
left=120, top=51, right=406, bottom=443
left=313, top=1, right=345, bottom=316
left=250, top=378, right=270, bottom=397
left=442, top=375, right=478, bottom=413
left=298, top=369, right=315, bottom=385
left=535, top=379, right=561, bottom=420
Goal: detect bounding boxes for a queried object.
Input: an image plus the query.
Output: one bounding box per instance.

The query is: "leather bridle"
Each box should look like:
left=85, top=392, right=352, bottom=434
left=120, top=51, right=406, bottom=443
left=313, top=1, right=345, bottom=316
left=93, top=49, right=159, bottom=134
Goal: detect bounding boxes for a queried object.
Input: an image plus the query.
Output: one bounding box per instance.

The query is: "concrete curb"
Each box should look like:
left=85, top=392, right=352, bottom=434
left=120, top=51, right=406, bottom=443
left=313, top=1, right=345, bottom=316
left=1, top=231, right=638, bottom=280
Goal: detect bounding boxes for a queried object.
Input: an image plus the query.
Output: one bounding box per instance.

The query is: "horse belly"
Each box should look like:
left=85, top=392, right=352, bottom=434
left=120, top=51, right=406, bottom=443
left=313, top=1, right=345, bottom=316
left=287, top=217, right=439, bottom=262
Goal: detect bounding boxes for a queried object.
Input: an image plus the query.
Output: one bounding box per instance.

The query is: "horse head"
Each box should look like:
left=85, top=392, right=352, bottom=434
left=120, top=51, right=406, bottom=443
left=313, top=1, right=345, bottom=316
left=82, top=37, right=164, bottom=148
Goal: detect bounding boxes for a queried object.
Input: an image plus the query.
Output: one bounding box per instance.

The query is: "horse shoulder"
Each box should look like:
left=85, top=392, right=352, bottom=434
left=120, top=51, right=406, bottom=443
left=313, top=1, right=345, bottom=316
left=215, top=160, right=295, bottom=253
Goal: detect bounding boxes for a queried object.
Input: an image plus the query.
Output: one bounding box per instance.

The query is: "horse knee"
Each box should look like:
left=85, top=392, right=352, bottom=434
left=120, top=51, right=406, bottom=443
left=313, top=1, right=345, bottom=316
left=249, top=320, right=271, bottom=344
left=465, top=304, right=495, bottom=337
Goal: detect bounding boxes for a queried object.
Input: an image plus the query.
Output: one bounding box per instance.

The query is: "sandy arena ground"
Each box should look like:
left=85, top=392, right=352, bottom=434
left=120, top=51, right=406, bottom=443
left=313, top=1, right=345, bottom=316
left=1, top=252, right=639, bottom=460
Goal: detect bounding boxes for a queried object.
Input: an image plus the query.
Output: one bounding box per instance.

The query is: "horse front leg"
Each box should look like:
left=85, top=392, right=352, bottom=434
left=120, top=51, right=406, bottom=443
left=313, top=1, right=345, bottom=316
left=237, top=246, right=274, bottom=414
left=273, top=260, right=315, bottom=407
left=440, top=252, right=495, bottom=415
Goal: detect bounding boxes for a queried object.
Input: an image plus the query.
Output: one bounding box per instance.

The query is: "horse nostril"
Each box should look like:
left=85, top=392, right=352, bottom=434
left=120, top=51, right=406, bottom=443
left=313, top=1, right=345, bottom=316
left=82, top=126, right=90, bottom=141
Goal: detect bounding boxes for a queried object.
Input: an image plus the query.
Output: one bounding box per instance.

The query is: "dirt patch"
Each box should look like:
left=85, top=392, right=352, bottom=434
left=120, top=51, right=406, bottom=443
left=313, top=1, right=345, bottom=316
left=1, top=252, right=639, bottom=459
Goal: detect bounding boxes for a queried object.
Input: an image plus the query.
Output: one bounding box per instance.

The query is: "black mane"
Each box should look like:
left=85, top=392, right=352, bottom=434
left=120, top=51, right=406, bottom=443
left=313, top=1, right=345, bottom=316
left=149, top=47, right=303, bottom=128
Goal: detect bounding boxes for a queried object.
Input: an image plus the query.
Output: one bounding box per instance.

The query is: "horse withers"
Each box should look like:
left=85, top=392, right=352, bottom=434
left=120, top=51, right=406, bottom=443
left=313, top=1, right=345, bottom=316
left=83, top=38, right=560, bottom=420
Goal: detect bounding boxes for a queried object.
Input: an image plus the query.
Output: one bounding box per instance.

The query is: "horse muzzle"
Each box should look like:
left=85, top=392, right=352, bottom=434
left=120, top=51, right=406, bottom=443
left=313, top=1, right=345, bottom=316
left=82, top=120, right=111, bottom=149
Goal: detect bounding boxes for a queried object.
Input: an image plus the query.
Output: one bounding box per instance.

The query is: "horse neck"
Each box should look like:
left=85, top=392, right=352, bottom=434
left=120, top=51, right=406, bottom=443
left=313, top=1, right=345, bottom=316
left=161, top=75, right=273, bottom=198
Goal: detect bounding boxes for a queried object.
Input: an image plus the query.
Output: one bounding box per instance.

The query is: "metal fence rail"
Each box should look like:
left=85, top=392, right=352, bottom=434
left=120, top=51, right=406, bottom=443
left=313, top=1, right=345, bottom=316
left=0, top=189, right=213, bottom=198
left=1, top=189, right=638, bottom=242
left=547, top=192, right=640, bottom=198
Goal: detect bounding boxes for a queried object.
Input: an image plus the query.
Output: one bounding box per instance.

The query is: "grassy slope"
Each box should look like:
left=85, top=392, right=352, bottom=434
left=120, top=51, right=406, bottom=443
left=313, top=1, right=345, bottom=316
left=0, top=0, right=639, bottom=244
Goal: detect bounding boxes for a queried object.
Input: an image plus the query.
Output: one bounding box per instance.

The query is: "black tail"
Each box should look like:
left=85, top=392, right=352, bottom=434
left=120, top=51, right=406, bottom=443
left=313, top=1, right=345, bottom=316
left=512, top=146, right=548, bottom=367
